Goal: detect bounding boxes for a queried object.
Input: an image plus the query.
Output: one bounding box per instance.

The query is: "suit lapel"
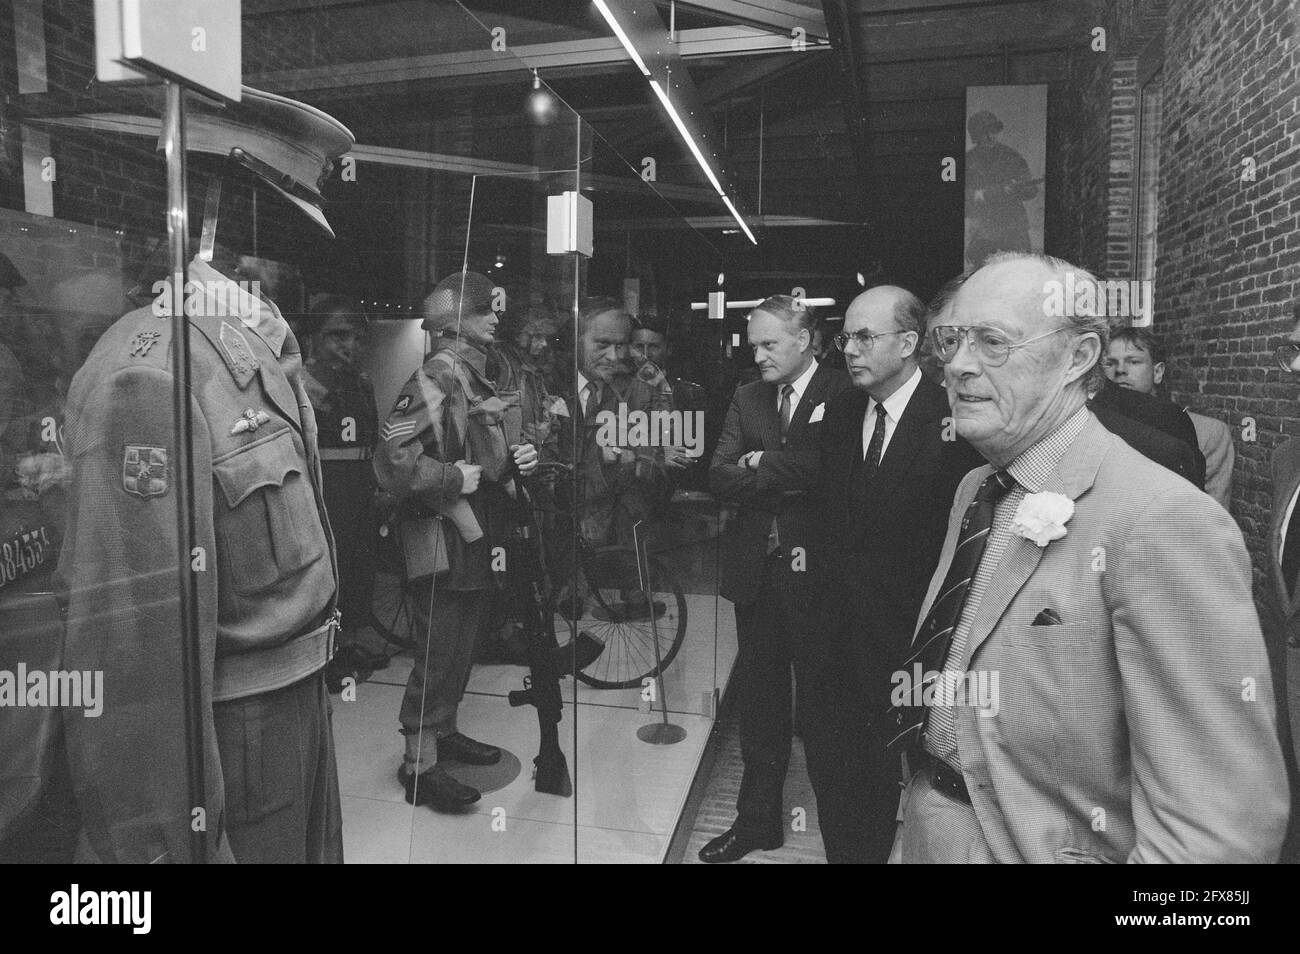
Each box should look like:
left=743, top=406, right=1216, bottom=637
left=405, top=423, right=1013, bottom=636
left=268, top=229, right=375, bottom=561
left=965, top=414, right=1111, bottom=661
left=1271, top=446, right=1300, bottom=618
left=867, top=378, right=940, bottom=509
left=785, top=364, right=829, bottom=443
left=754, top=382, right=783, bottom=451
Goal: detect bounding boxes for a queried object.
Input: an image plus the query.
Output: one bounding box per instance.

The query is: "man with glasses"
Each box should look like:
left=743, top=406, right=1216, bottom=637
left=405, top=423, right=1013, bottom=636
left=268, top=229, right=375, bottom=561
left=888, top=252, right=1286, bottom=863
left=702, top=294, right=850, bottom=862
left=809, top=285, right=982, bottom=863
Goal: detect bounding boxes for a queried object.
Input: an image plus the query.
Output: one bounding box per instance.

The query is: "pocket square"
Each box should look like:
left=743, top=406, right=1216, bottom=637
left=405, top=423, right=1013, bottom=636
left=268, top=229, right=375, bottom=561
left=1031, top=608, right=1063, bottom=626
left=808, top=402, right=825, bottom=423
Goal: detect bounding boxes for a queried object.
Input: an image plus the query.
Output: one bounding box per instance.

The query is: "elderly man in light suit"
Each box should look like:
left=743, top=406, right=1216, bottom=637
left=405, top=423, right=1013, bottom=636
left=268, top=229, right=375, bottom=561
left=888, top=252, right=1288, bottom=863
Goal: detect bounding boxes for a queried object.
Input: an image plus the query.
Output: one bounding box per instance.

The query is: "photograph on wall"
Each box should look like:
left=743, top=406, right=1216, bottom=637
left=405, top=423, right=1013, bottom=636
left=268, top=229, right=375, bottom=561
left=964, top=84, right=1047, bottom=271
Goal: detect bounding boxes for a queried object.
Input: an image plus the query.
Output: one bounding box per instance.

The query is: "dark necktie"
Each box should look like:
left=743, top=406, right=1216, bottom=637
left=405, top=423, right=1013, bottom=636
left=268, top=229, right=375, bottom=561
left=885, top=469, right=1017, bottom=754
left=779, top=384, right=793, bottom=443
left=766, top=384, right=795, bottom=555
left=584, top=382, right=601, bottom=421
left=863, top=402, right=888, bottom=481
left=1284, top=491, right=1300, bottom=598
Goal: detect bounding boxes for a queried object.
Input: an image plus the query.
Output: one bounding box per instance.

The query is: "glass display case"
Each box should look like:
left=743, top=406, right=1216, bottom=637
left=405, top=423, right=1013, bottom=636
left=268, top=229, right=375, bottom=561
left=0, top=0, right=737, bottom=863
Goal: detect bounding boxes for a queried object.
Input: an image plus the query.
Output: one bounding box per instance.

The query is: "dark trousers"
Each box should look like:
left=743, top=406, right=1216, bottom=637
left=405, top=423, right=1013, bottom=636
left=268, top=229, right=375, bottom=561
left=320, top=460, right=375, bottom=644
left=811, top=582, right=910, bottom=864
left=731, top=552, right=822, bottom=843
left=732, top=553, right=899, bottom=862
left=400, top=585, right=493, bottom=772
left=214, top=672, right=343, bottom=864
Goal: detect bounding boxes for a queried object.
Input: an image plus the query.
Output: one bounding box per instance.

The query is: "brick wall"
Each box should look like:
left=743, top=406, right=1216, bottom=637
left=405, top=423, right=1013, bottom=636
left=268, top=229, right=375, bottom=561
left=1155, top=0, right=1299, bottom=591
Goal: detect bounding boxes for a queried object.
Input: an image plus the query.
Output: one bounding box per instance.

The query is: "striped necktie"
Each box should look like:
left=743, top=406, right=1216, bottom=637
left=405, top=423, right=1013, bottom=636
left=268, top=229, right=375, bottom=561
left=885, top=469, right=1017, bottom=756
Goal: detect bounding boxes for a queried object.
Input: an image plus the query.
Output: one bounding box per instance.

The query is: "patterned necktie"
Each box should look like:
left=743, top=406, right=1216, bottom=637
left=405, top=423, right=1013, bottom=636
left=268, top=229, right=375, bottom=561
left=885, top=469, right=1017, bottom=755
left=863, top=402, right=888, bottom=480
left=779, top=384, right=793, bottom=442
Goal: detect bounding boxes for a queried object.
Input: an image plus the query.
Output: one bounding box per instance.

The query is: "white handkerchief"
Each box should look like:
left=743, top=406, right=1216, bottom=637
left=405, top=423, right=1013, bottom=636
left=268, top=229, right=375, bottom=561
left=808, top=402, right=825, bottom=423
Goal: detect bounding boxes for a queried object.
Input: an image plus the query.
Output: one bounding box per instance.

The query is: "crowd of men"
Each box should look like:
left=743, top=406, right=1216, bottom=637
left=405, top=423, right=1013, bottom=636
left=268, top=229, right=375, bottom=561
left=335, top=249, right=1296, bottom=862
left=701, top=251, right=1296, bottom=864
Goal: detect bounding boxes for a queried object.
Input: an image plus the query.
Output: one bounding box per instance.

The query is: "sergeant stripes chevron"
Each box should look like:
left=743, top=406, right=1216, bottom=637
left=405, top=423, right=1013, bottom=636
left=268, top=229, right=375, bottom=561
left=381, top=419, right=417, bottom=442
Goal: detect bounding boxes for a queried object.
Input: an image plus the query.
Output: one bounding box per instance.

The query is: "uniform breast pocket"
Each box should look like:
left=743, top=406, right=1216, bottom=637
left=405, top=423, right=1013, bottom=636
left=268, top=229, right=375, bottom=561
left=213, top=428, right=328, bottom=595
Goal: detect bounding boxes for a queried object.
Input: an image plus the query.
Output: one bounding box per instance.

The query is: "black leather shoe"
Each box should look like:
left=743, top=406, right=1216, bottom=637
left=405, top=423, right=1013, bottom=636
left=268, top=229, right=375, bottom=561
left=397, top=764, right=481, bottom=811
left=437, top=732, right=502, bottom=766
left=698, top=827, right=783, bottom=863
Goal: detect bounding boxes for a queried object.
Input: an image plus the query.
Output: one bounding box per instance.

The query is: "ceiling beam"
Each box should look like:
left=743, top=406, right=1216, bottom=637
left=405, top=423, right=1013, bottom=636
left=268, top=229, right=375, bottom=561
left=670, top=0, right=828, bottom=38
left=819, top=0, right=872, bottom=221
left=246, top=26, right=829, bottom=94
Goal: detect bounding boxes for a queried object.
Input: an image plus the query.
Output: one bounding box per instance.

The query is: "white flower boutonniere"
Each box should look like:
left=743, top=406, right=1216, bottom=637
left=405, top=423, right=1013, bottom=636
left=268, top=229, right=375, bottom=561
left=1011, top=491, right=1074, bottom=547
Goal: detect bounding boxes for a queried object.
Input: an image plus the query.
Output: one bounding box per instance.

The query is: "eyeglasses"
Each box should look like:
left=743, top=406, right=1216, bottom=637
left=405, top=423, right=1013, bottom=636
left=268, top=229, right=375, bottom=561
left=930, top=325, right=1072, bottom=366
left=833, top=329, right=909, bottom=352
left=1275, top=342, right=1300, bottom=372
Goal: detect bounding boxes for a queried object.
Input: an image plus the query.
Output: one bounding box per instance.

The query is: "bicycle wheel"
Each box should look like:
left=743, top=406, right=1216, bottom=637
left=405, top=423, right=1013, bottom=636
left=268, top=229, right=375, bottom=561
left=368, top=524, right=420, bottom=652
left=572, top=546, right=687, bottom=690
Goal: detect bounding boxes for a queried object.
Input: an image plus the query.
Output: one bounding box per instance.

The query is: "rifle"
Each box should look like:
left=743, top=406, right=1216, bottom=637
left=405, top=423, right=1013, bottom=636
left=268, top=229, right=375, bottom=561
left=505, top=468, right=603, bottom=796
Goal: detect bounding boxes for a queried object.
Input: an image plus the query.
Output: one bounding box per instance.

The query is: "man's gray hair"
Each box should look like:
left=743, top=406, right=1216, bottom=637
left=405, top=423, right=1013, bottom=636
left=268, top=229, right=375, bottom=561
left=979, top=251, right=1109, bottom=395
left=750, top=294, right=817, bottom=336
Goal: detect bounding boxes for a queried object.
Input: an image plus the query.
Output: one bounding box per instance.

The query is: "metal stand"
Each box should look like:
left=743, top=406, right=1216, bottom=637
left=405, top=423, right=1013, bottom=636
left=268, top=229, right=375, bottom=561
left=163, top=80, right=208, bottom=862
left=632, top=520, right=686, bottom=745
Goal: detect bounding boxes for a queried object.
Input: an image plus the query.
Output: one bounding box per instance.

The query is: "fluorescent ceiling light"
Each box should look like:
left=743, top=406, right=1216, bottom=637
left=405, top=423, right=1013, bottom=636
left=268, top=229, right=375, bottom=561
left=650, top=80, right=723, bottom=195
left=650, top=80, right=757, bottom=244
left=691, top=298, right=836, bottom=310
left=720, top=194, right=758, bottom=245
left=592, top=4, right=757, bottom=246
left=593, top=0, right=651, bottom=76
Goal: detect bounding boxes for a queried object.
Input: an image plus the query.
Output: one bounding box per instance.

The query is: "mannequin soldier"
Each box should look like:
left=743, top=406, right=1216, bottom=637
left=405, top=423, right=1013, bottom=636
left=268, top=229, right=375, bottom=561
left=374, top=270, right=539, bottom=812
left=301, top=297, right=390, bottom=688
left=58, top=87, right=353, bottom=863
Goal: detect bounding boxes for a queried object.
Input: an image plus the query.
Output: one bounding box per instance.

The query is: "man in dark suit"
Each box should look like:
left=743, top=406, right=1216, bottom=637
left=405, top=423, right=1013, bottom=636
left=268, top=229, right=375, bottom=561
left=811, top=286, right=983, bottom=863
left=703, top=294, right=850, bottom=862
left=1090, top=377, right=1206, bottom=489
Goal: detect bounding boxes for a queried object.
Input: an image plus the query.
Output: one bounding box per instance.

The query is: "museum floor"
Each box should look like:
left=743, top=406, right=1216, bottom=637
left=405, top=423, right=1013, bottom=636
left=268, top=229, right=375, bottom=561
left=333, top=591, right=738, bottom=864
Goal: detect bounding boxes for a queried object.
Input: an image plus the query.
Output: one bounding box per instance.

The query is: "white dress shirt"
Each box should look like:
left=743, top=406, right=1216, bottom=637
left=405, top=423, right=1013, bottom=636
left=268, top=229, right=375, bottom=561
left=862, top=366, right=923, bottom=462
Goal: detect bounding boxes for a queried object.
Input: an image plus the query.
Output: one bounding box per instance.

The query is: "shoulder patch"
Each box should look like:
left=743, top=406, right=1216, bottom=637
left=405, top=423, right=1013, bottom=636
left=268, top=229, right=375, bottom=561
left=123, top=445, right=169, bottom=498
left=393, top=394, right=412, bottom=414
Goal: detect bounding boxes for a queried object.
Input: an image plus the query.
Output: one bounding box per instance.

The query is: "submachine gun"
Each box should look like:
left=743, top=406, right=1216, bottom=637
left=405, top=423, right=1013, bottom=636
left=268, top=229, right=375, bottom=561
left=504, top=467, right=602, bottom=796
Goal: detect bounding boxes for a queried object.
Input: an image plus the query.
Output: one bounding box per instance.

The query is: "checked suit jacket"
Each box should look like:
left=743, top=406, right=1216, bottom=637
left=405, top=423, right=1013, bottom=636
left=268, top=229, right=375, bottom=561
left=909, top=411, right=1288, bottom=863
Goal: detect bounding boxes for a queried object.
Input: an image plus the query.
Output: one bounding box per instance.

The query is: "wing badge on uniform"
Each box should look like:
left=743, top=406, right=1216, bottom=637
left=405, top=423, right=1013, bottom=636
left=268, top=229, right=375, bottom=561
left=381, top=420, right=417, bottom=442
left=123, top=445, right=169, bottom=498
left=231, top=408, right=273, bottom=435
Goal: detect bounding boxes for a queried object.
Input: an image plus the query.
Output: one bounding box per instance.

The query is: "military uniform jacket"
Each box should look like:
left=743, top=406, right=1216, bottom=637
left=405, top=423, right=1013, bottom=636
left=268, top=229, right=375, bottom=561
left=374, top=337, right=519, bottom=591
left=58, top=259, right=338, bottom=863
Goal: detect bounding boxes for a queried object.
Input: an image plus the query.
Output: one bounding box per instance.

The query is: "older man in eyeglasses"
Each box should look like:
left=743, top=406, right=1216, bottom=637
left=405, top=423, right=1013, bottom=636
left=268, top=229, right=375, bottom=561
left=807, top=284, right=983, bottom=863
left=887, top=251, right=1287, bottom=863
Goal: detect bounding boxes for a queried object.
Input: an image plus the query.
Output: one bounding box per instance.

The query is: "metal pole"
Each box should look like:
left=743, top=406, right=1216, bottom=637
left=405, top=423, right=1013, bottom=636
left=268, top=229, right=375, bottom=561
left=163, top=80, right=207, bottom=863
